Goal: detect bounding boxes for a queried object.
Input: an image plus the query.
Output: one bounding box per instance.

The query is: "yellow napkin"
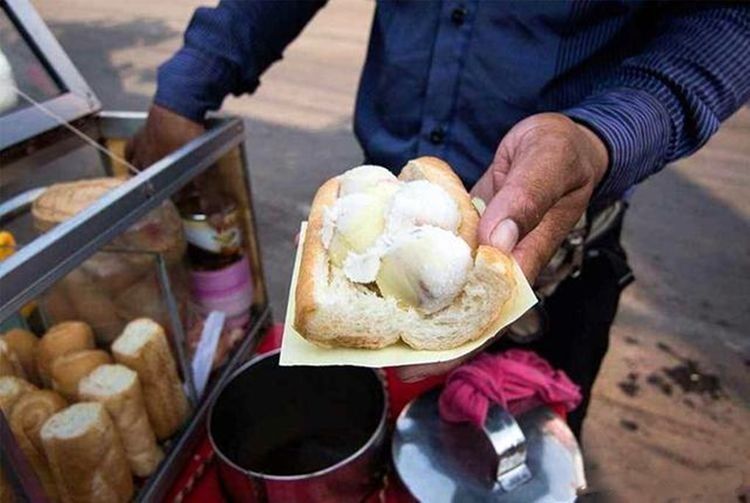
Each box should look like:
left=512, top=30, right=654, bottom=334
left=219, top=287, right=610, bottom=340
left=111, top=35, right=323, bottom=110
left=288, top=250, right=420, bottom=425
left=280, top=223, right=537, bottom=367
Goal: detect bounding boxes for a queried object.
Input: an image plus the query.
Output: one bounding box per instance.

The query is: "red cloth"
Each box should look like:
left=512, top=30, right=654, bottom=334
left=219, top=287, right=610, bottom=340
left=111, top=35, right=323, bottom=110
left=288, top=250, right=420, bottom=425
left=439, top=350, right=582, bottom=426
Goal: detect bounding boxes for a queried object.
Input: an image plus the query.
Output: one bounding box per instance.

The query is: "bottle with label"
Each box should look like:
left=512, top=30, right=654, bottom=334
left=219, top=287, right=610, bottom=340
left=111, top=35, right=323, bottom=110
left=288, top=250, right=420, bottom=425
left=176, top=185, right=253, bottom=367
left=177, top=185, right=243, bottom=270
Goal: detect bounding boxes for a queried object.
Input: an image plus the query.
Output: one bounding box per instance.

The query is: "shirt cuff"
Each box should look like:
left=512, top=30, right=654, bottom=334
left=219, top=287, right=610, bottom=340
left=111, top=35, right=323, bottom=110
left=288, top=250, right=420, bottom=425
left=564, top=88, right=673, bottom=203
left=154, top=47, right=244, bottom=122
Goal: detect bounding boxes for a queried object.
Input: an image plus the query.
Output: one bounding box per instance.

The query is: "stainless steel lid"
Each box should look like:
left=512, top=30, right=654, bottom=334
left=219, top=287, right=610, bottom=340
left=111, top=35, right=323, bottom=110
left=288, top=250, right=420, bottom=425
left=392, top=388, right=586, bottom=502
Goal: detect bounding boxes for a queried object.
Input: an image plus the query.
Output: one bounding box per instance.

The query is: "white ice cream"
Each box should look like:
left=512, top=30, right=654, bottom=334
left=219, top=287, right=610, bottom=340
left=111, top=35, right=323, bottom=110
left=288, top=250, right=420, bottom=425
left=322, top=192, right=390, bottom=270
left=386, top=180, right=460, bottom=234
left=338, top=165, right=397, bottom=197
left=376, top=227, right=472, bottom=313
left=322, top=166, right=472, bottom=310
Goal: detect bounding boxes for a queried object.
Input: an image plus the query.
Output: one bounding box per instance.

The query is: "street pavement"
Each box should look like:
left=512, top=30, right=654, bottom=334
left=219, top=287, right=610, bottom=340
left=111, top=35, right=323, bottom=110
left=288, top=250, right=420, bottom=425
left=32, top=1, right=750, bottom=500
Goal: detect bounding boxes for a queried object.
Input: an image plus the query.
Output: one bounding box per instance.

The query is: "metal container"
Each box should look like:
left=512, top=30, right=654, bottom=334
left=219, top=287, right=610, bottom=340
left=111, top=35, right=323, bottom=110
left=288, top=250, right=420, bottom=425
left=209, top=351, right=388, bottom=502
left=393, top=388, right=587, bottom=502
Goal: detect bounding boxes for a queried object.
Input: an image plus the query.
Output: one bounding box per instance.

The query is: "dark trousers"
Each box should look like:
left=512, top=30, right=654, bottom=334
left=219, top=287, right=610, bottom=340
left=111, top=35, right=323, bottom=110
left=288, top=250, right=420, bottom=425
left=492, top=209, right=632, bottom=439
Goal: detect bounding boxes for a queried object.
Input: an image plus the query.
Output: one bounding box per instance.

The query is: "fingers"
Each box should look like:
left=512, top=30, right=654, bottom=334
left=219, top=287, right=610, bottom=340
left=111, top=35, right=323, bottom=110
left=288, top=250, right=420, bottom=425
left=512, top=196, right=585, bottom=281
left=124, top=136, right=135, bottom=164
left=470, top=149, right=511, bottom=204
left=395, top=359, right=464, bottom=383
left=394, top=334, right=501, bottom=382
left=477, top=153, right=566, bottom=253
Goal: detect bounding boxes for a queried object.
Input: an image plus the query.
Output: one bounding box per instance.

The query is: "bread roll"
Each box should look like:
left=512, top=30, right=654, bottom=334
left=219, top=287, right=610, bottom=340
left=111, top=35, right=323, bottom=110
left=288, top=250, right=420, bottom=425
left=0, top=376, right=37, bottom=415
left=32, top=178, right=124, bottom=233
left=50, top=350, right=112, bottom=401
left=79, top=364, right=164, bottom=476
left=0, top=340, right=25, bottom=379
left=40, top=402, right=133, bottom=503
left=295, top=156, right=516, bottom=350
left=0, top=382, right=34, bottom=501
left=1, top=329, right=39, bottom=384
left=61, top=270, right=124, bottom=345
left=35, top=322, right=95, bottom=386
left=39, top=286, right=78, bottom=328
left=112, top=319, right=189, bottom=440
left=9, top=390, right=67, bottom=501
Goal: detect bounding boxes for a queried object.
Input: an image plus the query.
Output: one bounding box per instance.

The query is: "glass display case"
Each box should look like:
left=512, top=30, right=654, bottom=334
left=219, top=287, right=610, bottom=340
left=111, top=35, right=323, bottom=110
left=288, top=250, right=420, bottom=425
left=0, top=1, right=270, bottom=500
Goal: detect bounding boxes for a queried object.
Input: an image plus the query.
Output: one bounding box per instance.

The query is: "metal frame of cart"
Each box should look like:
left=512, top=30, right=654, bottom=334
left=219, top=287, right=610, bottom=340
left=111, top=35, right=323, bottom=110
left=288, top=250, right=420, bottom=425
left=0, top=1, right=272, bottom=500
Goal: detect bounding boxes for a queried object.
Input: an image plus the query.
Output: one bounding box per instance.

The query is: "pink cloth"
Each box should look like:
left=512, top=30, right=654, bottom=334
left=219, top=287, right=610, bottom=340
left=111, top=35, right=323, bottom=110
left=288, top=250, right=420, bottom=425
left=439, top=350, right=582, bottom=426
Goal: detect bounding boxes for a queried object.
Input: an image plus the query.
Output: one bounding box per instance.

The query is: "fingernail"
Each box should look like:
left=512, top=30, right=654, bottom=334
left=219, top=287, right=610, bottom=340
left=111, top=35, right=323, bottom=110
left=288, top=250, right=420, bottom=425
left=490, top=219, right=519, bottom=253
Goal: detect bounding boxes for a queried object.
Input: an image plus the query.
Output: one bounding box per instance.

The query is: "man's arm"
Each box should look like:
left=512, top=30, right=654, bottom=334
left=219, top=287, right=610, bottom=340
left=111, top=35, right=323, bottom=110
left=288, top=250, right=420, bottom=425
left=155, top=0, right=327, bottom=122
left=475, top=3, right=750, bottom=281
left=126, top=0, right=326, bottom=167
left=565, top=2, right=750, bottom=202
left=397, top=3, right=750, bottom=382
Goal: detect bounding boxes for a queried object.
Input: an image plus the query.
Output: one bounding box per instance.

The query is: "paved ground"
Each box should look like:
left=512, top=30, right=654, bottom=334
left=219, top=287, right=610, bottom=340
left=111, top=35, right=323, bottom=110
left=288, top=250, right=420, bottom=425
left=32, top=1, right=750, bottom=500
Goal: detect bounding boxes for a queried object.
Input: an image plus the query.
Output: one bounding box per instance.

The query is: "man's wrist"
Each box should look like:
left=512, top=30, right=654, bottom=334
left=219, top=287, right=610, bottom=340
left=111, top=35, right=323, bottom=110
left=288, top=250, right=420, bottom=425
left=563, top=88, right=672, bottom=202
left=155, top=47, right=239, bottom=123
left=575, top=122, right=610, bottom=187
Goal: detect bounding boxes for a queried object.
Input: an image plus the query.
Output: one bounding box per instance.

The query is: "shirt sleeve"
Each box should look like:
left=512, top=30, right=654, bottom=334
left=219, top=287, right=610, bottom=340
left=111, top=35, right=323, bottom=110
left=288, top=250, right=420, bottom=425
left=154, top=0, right=327, bottom=122
left=564, top=3, right=750, bottom=203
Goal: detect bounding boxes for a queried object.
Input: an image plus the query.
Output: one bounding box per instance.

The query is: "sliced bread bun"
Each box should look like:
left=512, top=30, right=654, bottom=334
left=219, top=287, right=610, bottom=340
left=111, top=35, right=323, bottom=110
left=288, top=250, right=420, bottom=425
left=40, top=402, right=133, bottom=503
left=0, top=375, right=37, bottom=415
left=295, top=157, right=515, bottom=350
left=79, top=364, right=164, bottom=477
left=1, top=329, right=39, bottom=384
left=9, top=390, right=68, bottom=501
left=35, top=321, right=95, bottom=386
left=50, top=349, right=112, bottom=401
left=0, top=339, right=26, bottom=379
left=111, top=319, right=189, bottom=440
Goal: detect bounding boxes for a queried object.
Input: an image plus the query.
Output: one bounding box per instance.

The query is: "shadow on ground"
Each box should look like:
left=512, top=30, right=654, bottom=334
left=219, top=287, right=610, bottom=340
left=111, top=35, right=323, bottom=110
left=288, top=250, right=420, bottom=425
left=49, top=18, right=177, bottom=109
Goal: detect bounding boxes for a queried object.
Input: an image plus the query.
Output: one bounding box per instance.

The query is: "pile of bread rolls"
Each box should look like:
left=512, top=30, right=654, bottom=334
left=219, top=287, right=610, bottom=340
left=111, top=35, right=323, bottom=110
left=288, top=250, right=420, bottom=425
left=32, top=178, right=188, bottom=345
left=0, top=318, right=189, bottom=502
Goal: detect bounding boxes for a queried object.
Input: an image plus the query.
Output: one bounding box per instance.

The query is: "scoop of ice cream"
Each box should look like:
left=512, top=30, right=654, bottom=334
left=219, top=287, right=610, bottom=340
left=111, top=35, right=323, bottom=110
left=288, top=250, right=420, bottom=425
left=386, top=180, right=460, bottom=234
left=376, top=226, right=472, bottom=313
left=342, top=244, right=386, bottom=283
left=338, top=165, right=397, bottom=197
left=322, top=193, right=390, bottom=268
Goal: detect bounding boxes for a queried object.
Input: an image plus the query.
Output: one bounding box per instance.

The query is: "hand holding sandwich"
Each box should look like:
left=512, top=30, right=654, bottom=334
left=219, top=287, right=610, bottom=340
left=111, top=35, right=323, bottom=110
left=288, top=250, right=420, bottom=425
left=397, top=113, right=608, bottom=382
left=472, top=113, right=609, bottom=282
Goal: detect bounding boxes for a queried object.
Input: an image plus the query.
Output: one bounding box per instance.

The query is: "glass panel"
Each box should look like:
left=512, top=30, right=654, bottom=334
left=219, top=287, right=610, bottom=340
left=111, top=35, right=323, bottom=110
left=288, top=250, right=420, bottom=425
left=0, top=9, right=64, bottom=116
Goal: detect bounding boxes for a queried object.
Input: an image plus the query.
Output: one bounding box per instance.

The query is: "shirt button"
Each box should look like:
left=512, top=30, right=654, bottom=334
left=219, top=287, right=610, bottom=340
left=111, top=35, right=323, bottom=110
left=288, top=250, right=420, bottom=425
left=429, top=127, right=446, bottom=145
left=451, top=7, right=467, bottom=26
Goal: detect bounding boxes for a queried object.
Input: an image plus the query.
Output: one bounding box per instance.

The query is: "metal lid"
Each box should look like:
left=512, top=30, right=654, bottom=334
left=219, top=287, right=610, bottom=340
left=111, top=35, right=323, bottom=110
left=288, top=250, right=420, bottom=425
left=392, top=389, right=586, bottom=502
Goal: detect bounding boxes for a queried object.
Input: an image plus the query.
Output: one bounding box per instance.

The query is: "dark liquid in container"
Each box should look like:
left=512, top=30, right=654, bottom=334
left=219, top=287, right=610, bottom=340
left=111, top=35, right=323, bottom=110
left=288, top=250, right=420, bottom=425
left=235, top=428, right=367, bottom=476
left=185, top=244, right=240, bottom=270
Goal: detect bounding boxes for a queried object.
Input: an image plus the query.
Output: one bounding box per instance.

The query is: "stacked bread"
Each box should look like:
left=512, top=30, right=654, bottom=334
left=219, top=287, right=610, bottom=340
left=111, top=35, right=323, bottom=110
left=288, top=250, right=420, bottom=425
left=32, top=178, right=188, bottom=344
left=0, top=318, right=189, bottom=502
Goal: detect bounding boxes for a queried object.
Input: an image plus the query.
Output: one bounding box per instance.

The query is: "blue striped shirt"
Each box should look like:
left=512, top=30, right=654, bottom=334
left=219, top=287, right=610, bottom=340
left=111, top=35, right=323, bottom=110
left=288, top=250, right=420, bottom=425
left=155, top=1, right=750, bottom=203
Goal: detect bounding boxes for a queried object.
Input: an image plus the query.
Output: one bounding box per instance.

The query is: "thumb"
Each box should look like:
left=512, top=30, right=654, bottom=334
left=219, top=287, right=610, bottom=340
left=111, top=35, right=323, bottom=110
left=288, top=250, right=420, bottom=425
left=477, top=153, right=565, bottom=253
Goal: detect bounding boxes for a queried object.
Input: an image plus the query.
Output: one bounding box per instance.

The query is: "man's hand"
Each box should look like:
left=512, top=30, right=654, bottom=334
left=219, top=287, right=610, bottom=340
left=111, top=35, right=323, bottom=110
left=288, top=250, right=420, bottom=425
left=472, top=113, right=609, bottom=282
left=125, top=104, right=205, bottom=169
left=394, top=113, right=608, bottom=383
